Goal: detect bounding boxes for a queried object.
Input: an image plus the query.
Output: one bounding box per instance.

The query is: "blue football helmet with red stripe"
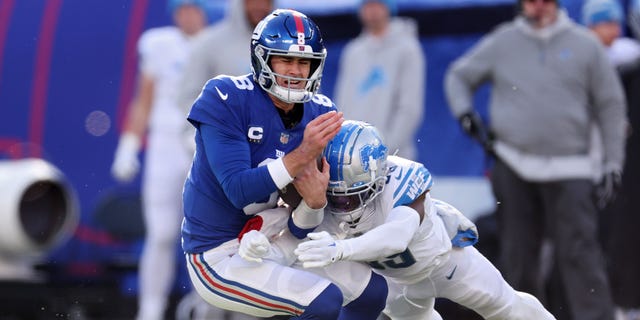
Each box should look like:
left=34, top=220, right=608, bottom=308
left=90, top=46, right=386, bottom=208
left=323, top=120, right=389, bottom=225
left=251, top=9, right=326, bottom=103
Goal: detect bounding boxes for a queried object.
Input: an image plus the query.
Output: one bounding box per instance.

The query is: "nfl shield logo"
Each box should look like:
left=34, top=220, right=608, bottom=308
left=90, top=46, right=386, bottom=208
left=280, top=132, right=289, bottom=144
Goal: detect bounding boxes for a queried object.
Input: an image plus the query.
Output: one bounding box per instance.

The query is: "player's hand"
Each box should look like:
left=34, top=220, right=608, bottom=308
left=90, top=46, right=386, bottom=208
left=111, top=133, right=141, bottom=182
left=238, top=230, right=271, bottom=263
left=459, top=111, right=494, bottom=156
left=294, top=231, right=344, bottom=268
left=298, top=111, right=343, bottom=161
left=292, top=157, right=329, bottom=209
left=594, top=169, right=622, bottom=210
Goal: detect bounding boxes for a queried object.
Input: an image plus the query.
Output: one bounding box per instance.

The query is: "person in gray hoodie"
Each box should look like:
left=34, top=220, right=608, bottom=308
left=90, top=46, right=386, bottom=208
left=334, top=0, right=425, bottom=160
left=445, top=0, right=627, bottom=319
left=178, top=0, right=273, bottom=115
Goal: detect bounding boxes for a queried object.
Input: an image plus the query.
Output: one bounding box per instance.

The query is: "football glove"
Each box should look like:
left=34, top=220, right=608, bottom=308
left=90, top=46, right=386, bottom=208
left=294, top=231, right=344, bottom=268
left=238, top=230, right=271, bottom=263
left=595, top=169, right=622, bottom=210
left=435, top=200, right=479, bottom=247
left=111, top=133, right=141, bottom=182
left=459, top=111, right=494, bottom=155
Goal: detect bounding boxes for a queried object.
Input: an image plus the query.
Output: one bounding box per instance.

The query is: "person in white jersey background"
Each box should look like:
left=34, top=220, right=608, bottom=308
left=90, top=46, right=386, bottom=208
left=110, top=1, right=206, bottom=319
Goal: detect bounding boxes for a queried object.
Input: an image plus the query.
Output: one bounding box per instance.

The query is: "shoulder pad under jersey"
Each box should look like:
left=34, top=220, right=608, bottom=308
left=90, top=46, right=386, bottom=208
left=386, top=156, right=433, bottom=207
left=204, top=74, right=257, bottom=102
left=307, top=93, right=336, bottom=109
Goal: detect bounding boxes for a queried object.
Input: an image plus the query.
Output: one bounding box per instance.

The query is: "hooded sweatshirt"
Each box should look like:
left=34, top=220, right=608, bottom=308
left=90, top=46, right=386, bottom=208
left=177, top=0, right=258, bottom=113
left=335, top=17, right=425, bottom=160
left=446, top=10, right=627, bottom=181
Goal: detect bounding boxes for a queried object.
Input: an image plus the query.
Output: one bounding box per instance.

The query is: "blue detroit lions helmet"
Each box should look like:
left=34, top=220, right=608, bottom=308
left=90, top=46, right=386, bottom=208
left=323, top=120, right=389, bottom=225
left=251, top=9, right=327, bottom=103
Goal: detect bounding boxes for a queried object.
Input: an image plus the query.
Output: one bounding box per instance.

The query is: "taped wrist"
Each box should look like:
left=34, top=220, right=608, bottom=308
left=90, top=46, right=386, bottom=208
left=292, top=199, right=325, bottom=229
left=267, top=157, right=294, bottom=189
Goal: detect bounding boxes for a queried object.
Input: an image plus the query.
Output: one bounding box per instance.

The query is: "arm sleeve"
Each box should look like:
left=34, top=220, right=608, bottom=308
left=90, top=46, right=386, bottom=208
left=444, top=33, right=497, bottom=118
left=588, top=43, right=628, bottom=172
left=339, top=206, right=420, bottom=262
left=200, top=123, right=279, bottom=209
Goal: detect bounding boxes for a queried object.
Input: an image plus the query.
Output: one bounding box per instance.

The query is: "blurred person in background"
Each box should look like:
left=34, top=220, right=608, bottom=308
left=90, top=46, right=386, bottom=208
left=630, top=0, right=640, bottom=39
left=177, top=0, right=274, bottom=117
left=110, top=1, right=207, bottom=319
left=444, top=0, right=628, bottom=319
left=582, top=1, right=640, bottom=319
left=334, top=0, right=425, bottom=160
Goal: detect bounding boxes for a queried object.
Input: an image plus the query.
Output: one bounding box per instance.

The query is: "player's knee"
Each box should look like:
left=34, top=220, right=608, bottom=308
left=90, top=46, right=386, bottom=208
left=341, top=272, right=388, bottom=318
left=488, top=292, right=555, bottom=320
left=511, top=292, right=555, bottom=320
left=299, top=283, right=342, bottom=320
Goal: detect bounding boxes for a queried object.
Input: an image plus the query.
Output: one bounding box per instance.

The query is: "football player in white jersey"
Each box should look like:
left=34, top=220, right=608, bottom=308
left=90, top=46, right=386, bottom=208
left=110, top=1, right=207, bottom=319
left=293, top=120, right=557, bottom=320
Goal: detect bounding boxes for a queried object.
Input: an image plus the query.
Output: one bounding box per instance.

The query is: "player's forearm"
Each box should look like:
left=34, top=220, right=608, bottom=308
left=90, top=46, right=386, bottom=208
left=281, top=147, right=317, bottom=180
left=340, top=206, right=419, bottom=261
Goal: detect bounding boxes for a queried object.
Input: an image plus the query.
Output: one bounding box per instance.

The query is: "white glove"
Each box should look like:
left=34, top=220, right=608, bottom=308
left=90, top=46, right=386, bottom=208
left=294, top=231, right=344, bottom=268
left=434, top=199, right=479, bottom=247
left=111, top=133, right=141, bottom=182
left=238, top=230, right=271, bottom=263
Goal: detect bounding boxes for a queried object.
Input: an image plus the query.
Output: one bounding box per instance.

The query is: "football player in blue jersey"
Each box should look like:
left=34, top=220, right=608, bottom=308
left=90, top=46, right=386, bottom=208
left=182, top=9, right=387, bottom=319
left=294, top=120, right=557, bottom=320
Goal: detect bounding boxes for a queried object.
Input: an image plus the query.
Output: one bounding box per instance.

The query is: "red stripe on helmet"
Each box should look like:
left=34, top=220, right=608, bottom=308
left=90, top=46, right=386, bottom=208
left=293, top=13, right=305, bottom=36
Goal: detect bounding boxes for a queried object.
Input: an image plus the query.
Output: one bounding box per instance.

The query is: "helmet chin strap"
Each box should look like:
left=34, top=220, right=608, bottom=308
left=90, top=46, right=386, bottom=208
left=271, top=83, right=309, bottom=103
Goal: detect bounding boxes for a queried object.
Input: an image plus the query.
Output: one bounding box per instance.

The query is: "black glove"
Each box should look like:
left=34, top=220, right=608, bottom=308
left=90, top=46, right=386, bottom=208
left=459, top=111, right=495, bottom=155
left=594, top=169, right=622, bottom=210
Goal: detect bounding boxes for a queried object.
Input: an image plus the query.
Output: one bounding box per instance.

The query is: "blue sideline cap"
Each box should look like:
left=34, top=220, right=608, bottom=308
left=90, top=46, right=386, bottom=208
left=361, top=0, right=398, bottom=16
left=582, top=0, right=623, bottom=26
left=168, top=0, right=207, bottom=14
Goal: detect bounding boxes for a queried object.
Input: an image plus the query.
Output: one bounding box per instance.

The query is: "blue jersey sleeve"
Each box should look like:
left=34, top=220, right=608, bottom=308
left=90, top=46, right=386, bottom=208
left=200, top=124, right=277, bottom=209
left=189, top=76, right=280, bottom=209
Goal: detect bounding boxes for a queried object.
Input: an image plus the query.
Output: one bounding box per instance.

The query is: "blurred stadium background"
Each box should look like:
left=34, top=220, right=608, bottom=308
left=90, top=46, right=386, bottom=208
left=0, top=0, right=631, bottom=318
